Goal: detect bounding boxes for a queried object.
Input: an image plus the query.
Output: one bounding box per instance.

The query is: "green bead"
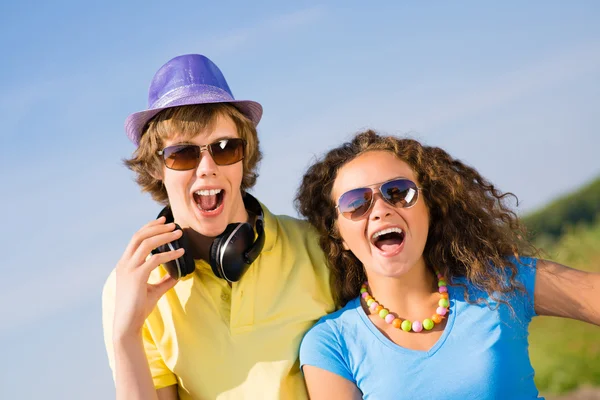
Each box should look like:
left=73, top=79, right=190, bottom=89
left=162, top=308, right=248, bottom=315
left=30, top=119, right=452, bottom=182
left=367, top=299, right=375, bottom=306
left=401, top=320, right=412, bottom=332
left=379, top=309, right=389, bottom=318
left=360, top=287, right=367, bottom=293
left=438, top=280, right=447, bottom=287
left=439, top=298, right=449, bottom=308
left=423, top=319, right=434, bottom=330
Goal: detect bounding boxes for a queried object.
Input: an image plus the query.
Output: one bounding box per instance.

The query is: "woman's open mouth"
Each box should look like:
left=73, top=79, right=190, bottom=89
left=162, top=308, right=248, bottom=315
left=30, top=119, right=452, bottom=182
left=371, top=227, right=406, bottom=255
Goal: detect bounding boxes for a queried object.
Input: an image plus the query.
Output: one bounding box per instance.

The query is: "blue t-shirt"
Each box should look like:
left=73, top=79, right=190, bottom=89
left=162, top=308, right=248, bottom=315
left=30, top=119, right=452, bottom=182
left=300, top=257, right=541, bottom=399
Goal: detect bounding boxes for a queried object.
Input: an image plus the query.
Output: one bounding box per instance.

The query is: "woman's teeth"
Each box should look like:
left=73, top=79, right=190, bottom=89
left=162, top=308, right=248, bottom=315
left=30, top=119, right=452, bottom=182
left=371, top=227, right=403, bottom=241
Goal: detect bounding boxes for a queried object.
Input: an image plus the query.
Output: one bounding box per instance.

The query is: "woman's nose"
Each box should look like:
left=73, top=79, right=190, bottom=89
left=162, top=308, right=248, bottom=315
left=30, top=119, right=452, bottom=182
left=369, top=193, right=393, bottom=220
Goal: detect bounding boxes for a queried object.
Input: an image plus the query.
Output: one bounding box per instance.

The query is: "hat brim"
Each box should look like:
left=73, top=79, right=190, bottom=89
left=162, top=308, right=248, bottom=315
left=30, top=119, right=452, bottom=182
left=125, top=96, right=263, bottom=146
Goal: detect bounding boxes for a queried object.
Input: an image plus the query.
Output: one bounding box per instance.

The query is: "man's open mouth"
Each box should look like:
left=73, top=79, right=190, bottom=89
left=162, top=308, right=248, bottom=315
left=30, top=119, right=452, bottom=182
left=194, top=189, right=224, bottom=212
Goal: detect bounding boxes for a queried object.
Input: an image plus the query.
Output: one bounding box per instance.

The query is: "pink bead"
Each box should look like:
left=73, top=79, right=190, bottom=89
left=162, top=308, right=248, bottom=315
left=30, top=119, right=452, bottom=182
left=436, top=306, right=447, bottom=316
left=362, top=292, right=370, bottom=299
left=439, top=286, right=448, bottom=293
left=437, top=274, right=443, bottom=279
left=385, top=314, right=395, bottom=324
left=412, top=321, right=423, bottom=332
left=369, top=302, right=379, bottom=311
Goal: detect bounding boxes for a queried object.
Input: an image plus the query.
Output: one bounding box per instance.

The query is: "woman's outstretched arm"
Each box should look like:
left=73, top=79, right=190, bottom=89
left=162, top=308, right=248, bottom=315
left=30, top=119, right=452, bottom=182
left=534, top=259, right=600, bottom=325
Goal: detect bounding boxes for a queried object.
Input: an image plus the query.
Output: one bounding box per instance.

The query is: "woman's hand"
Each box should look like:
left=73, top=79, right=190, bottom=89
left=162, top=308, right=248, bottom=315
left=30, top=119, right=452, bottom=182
left=113, top=216, right=185, bottom=340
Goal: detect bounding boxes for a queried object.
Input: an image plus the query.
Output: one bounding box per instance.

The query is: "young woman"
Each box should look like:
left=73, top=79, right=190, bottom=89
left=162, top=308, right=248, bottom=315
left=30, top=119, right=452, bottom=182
left=295, top=130, right=600, bottom=399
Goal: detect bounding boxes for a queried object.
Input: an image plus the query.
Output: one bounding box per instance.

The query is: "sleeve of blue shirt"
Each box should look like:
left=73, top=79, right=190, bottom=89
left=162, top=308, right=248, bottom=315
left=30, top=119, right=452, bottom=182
left=506, top=256, right=538, bottom=320
left=299, top=318, right=355, bottom=383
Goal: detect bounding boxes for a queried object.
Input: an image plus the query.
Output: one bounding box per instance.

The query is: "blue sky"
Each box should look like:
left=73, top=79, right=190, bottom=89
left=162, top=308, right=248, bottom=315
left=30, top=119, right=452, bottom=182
left=1, top=1, right=599, bottom=398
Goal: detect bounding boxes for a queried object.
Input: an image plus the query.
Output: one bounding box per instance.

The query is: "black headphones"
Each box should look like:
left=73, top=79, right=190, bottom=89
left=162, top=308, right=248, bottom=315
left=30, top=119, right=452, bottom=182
left=151, top=193, right=265, bottom=282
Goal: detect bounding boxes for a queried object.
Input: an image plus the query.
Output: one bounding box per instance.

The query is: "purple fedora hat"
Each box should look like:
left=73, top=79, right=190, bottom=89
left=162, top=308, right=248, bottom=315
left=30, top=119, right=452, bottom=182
left=125, top=54, right=263, bottom=145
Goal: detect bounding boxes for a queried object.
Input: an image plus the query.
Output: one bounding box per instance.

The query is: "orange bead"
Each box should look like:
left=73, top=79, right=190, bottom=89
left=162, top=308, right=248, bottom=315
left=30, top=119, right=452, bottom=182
left=375, top=305, right=384, bottom=313
left=432, top=314, right=443, bottom=324
left=440, top=292, right=449, bottom=299
left=392, top=318, right=402, bottom=329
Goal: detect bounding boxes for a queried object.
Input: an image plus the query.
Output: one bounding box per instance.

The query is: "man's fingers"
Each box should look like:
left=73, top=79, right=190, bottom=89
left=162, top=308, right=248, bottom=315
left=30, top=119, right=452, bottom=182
left=149, top=274, right=178, bottom=300
left=128, top=229, right=183, bottom=267
left=122, top=217, right=174, bottom=258
left=140, top=247, right=186, bottom=275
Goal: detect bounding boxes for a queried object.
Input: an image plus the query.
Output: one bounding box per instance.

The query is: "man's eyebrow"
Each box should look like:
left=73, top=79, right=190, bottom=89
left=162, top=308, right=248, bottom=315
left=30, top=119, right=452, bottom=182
left=167, top=136, right=238, bottom=146
left=210, top=136, right=238, bottom=142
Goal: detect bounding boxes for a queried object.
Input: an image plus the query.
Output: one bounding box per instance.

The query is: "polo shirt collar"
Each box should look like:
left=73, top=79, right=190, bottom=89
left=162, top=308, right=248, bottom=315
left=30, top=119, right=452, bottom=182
left=256, top=198, right=277, bottom=254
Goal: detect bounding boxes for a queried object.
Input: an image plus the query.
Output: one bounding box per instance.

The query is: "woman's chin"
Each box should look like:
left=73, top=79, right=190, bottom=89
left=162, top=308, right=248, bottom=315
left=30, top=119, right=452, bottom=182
left=367, top=258, right=417, bottom=279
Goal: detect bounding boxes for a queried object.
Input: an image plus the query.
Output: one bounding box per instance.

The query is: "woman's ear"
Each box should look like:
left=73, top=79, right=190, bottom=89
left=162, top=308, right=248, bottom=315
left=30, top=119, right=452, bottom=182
left=331, top=221, right=350, bottom=251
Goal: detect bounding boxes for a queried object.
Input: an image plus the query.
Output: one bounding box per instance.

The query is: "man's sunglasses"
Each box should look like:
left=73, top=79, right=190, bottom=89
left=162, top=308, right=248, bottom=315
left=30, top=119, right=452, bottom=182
left=336, top=178, right=421, bottom=220
left=157, top=138, right=246, bottom=171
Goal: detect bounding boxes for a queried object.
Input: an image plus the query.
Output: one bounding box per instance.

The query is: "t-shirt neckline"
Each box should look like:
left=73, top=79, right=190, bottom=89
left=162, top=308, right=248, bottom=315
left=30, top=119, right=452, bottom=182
left=352, top=284, right=457, bottom=358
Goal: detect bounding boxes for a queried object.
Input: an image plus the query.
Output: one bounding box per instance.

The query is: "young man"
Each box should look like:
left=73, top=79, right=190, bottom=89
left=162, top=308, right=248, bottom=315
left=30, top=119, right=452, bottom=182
left=102, top=54, right=334, bottom=400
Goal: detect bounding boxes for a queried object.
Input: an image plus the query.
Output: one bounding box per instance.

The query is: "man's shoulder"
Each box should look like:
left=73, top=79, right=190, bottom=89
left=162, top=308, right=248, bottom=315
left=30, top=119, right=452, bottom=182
left=259, top=201, right=330, bottom=274
left=259, top=201, right=304, bottom=223
left=259, top=201, right=319, bottom=240
left=102, top=268, right=117, bottom=301
left=271, top=212, right=312, bottom=230
left=270, top=212, right=321, bottom=250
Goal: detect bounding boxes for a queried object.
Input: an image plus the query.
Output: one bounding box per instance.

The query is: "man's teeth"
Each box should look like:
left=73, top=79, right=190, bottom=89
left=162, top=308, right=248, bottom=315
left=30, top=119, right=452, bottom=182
left=372, top=227, right=403, bottom=240
left=195, top=189, right=222, bottom=196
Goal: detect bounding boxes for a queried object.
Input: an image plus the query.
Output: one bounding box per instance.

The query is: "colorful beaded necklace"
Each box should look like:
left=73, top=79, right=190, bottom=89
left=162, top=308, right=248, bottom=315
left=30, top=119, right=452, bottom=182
left=360, top=270, right=450, bottom=332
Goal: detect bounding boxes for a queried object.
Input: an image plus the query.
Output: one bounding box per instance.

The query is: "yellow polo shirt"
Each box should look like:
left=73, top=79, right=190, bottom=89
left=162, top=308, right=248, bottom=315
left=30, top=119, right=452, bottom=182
left=102, top=203, right=334, bottom=399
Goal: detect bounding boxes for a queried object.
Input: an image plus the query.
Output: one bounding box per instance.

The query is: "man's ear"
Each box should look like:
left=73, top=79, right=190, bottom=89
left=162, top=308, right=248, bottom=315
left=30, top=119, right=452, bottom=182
left=149, top=165, right=164, bottom=181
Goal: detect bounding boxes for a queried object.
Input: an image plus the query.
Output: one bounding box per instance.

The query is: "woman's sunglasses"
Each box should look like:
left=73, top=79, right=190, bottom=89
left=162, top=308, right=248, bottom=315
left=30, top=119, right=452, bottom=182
left=336, top=178, right=421, bottom=220
left=157, top=138, right=246, bottom=171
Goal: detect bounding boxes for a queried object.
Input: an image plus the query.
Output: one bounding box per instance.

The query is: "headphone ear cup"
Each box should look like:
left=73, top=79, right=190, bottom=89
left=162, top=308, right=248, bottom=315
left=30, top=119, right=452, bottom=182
left=176, top=227, right=196, bottom=277
left=209, top=223, right=240, bottom=279
left=219, top=223, right=254, bottom=282
left=209, top=222, right=256, bottom=282
left=155, top=224, right=195, bottom=280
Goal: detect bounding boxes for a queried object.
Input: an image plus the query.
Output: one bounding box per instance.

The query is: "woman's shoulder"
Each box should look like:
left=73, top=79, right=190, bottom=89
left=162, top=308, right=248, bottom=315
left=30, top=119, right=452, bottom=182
left=300, top=297, right=361, bottom=374
left=452, top=255, right=538, bottom=320
left=299, top=299, right=360, bottom=381
left=505, top=255, right=537, bottom=271
left=496, top=255, right=538, bottom=292
left=304, top=298, right=361, bottom=339
left=453, top=255, right=538, bottom=286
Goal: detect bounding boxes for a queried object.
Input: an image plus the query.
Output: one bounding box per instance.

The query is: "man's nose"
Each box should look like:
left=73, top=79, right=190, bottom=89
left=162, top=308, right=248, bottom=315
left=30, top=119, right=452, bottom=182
left=195, top=148, right=219, bottom=178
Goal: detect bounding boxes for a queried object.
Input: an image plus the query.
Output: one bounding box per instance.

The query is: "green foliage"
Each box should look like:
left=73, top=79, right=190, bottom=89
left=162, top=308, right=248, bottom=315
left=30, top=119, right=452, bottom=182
left=528, top=216, right=600, bottom=394
left=523, top=177, right=600, bottom=240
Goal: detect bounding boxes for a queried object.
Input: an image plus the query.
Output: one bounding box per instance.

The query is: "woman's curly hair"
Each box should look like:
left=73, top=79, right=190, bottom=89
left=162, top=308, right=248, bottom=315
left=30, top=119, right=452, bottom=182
left=295, top=130, right=537, bottom=308
left=124, top=103, right=262, bottom=205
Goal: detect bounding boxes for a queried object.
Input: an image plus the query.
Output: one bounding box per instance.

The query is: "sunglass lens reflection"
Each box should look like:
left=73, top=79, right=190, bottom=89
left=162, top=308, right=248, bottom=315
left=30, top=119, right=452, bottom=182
left=165, top=145, right=199, bottom=170
left=210, top=139, right=244, bottom=165
left=382, top=180, right=418, bottom=207
left=340, top=188, right=373, bottom=220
